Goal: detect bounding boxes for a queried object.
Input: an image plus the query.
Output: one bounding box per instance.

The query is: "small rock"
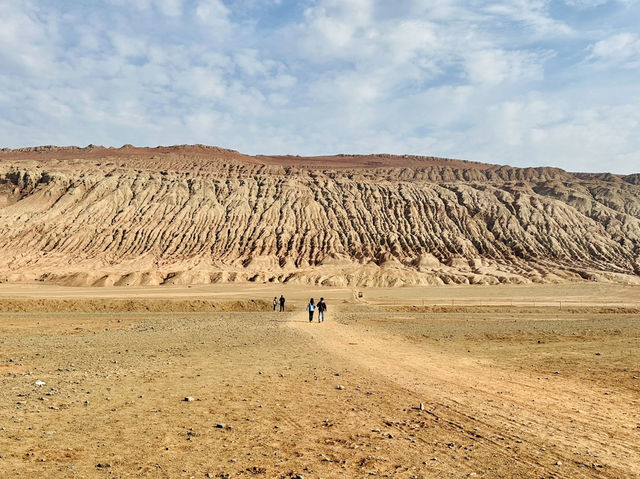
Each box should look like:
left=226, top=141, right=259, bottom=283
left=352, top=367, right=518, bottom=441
left=556, top=461, right=563, bottom=466
left=214, top=423, right=226, bottom=429
left=419, top=402, right=424, bottom=411
left=34, top=380, right=46, bottom=387
left=336, top=385, right=344, bottom=390
left=183, top=397, right=194, bottom=402
left=96, top=462, right=112, bottom=468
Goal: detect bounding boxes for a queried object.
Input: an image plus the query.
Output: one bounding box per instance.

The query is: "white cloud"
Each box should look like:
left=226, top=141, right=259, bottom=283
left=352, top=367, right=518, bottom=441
left=109, top=32, right=149, bottom=58
left=463, top=48, right=545, bottom=86
left=0, top=1, right=54, bottom=75
left=180, top=67, right=227, bottom=99
left=481, top=0, right=573, bottom=37
left=564, top=0, right=609, bottom=7
left=109, top=0, right=183, bottom=16
left=589, top=32, right=640, bottom=66
left=234, top=49, right=273, bottom=76
left=155, top=0, right=183, bottom=16
left=195, top=0, right=231, bottom=30
left=563, top=0, right=635, bottom=8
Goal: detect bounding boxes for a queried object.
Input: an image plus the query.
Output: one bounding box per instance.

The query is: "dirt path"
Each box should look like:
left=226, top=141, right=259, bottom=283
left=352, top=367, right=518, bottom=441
left=288, top=306, right=640, bottom=478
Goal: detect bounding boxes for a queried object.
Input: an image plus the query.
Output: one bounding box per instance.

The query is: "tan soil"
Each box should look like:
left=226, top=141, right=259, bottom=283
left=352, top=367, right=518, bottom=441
left=0, top=298, right=270, bottom=313
left=0, top=283, right=638, bottom=478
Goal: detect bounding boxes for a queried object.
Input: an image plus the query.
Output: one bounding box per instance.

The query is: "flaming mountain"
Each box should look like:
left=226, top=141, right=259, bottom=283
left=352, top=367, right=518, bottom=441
left=1, top=144, right=639, bottom=287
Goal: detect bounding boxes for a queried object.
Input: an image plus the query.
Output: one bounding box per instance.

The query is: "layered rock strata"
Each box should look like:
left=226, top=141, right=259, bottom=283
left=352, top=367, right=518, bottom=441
left=1, top=145, right=639, bottom=286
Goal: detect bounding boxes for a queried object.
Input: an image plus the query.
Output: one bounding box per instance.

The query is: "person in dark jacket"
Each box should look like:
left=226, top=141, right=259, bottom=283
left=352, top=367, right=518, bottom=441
left=279, top=295, right=285, bottom=312
left=317, top=297, right=327, bottom=322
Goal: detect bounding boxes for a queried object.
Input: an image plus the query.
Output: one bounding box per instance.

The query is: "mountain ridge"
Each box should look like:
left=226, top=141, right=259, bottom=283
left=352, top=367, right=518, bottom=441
left=1, top=145, right=638, bottom=287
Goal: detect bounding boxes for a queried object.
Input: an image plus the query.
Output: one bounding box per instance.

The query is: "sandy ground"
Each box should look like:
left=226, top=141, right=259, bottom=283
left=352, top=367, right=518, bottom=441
left=0, top=283, right=639, bottom=478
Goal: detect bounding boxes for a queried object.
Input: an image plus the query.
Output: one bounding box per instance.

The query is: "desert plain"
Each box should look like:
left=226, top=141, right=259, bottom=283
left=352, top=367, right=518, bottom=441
left=1, top=282, right=638, bottom=479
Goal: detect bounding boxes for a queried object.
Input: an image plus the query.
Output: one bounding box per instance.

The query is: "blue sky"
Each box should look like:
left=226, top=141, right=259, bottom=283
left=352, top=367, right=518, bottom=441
left=0, top=0, right=638, bottom=173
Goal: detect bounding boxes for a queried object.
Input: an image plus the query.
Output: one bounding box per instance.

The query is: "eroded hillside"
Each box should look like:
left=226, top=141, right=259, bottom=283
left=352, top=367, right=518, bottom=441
left=1, top=145, right=639, bottom=286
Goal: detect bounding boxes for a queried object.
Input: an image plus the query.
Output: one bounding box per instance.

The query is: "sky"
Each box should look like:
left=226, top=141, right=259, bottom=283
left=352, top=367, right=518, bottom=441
left=0, top=0, right=639, bottom=173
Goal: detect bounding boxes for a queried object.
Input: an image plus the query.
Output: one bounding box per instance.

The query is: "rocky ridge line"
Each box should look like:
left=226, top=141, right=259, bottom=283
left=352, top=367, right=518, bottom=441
left=0, top=145, right=638, bottom=287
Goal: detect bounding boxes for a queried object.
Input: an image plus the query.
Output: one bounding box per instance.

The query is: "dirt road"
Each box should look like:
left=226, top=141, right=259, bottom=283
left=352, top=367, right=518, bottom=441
left=290, top=305, right=640, bottom=478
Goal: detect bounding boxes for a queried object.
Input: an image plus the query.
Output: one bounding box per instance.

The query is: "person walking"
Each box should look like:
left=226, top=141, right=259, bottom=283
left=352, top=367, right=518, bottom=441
left=317, top=297, right=327, bottom=322
left=273, top=296, right=278, bottom=311
left=279, top=295, right=285, bottom=312
left=306, top=298, right=316, bottom=322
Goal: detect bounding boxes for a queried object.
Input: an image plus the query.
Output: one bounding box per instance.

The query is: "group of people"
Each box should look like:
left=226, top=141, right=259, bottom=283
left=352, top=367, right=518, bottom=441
left=272, top=295, right=327, bottom=323
left=273, top=295, right=286, bottom=312
left=305, top=297, right=327, bottom=323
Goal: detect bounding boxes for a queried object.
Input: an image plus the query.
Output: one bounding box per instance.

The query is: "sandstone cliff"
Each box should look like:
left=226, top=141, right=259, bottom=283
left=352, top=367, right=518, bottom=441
left=1, top=145, right=638, bottom=286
